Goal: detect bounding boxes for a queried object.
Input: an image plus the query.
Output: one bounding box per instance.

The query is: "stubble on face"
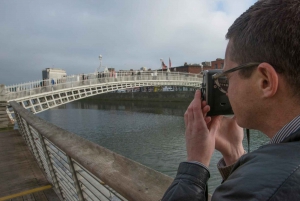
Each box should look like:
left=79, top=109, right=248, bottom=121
left=224, top=40, right=257, bottom=128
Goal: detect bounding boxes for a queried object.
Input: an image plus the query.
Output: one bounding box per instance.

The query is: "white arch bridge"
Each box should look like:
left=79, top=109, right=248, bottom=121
left=4, top=71, right=202, bottom=115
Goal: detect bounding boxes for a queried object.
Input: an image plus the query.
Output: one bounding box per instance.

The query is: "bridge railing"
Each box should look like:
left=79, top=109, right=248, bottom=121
left=10, top=101, right=173, bottom=201
left=6, top=71, right=202, bottom=101
left=5, top=71, right=201, bottom=92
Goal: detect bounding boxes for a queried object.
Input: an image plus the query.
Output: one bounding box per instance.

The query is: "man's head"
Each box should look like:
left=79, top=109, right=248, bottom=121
left=223, top=0, right=300, bottom=133
left=226, top=0, right=300, bottom=96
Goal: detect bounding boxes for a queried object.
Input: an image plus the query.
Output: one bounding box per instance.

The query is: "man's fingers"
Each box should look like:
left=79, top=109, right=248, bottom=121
left=209, top=115, right=223, bottom=132
left=205, top=116, right=211, bottom=124
left=187, top=90, right=201, bottom=122
left=193, top=105, right=209, bottom=130
left=194, top=89, right=201, bottom=100
left=184, top=97, right=197, bottom=127
left=184, top=102, right=193, bottom=127
left=184, top=111, right=188, bottom=127
left=202, top=105, right=210, bottom=117
left=187, top=103, right=194, bottom=127
left=201, top=100, right=207, bottom=108
left=185, top=90, right=208, bottom=128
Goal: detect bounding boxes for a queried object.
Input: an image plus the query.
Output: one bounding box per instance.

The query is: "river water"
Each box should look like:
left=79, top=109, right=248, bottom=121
left=37, top=99, right=269, bottom=194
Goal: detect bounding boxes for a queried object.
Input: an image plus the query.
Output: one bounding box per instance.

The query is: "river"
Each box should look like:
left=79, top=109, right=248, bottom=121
left=37, top=98, right=269, bottom=194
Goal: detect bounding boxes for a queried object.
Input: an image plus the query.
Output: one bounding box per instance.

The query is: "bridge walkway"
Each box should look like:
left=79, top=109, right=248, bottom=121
left=0, top=130, right=60, bottom=201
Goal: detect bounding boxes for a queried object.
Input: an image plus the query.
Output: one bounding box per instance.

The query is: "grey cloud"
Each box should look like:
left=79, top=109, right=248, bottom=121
left=0, top=0, right=256, bottom=85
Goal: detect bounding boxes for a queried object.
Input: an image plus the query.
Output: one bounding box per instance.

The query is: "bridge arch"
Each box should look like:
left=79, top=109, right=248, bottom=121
left=5, top=71, right=202, bottom=114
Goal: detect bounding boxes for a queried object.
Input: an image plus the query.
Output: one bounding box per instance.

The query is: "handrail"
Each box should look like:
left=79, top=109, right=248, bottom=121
left=5, top=72, right=202, bottom=115
left=5, top=71, right=201, bottom=93
left=11, top=101, right=173, bottom=201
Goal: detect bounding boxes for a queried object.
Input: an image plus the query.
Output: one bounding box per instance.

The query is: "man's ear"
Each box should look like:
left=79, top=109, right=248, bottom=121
left=256, top=63, right=278, bottom=98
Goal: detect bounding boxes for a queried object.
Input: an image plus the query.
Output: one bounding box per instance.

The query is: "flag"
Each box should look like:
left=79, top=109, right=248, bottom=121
left=169, top=57, right=171, bottom=68
left=160, top=59, right=167, bottom=69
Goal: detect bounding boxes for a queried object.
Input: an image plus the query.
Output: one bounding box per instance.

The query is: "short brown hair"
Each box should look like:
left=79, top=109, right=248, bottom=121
left=226, top=0, right=300, bottom=96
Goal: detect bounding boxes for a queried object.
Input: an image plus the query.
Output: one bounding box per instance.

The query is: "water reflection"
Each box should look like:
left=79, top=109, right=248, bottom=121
left=37, top=99, right=269, bottom=194
left=58, top=99, right=190, bottom=116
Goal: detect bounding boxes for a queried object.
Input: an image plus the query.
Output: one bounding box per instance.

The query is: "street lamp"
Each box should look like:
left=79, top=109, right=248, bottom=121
left=96, top=55, right=106, bottom=73
left=97, top=55, right=102, bottom=72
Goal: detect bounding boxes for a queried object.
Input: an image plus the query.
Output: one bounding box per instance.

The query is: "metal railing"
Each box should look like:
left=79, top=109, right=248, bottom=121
left=5, top=71, right=202, bottom=101
left=4, top=71, right=202, bottom=116
left=11, top=101, right=173, bottom=201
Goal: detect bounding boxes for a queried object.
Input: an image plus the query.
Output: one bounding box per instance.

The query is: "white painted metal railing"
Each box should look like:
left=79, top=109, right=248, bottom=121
left=5, top=71, right=202, bottom=114
left=11, top=101, right=173, bottom=201
left=5, top=71, right=201, bottom=95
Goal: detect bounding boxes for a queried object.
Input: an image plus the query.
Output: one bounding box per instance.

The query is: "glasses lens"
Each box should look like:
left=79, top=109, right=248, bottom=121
left=215, top=76, right=228, bottom=93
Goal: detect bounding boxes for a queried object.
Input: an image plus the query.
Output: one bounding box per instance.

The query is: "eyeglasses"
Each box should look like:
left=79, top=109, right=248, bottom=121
left=212, top=62, right=260, bottom=93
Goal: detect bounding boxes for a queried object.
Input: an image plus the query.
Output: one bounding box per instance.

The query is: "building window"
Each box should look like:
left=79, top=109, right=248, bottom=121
left=221, top=63, right=224, bottom=68
left=215, top=64, right=218, bottom=69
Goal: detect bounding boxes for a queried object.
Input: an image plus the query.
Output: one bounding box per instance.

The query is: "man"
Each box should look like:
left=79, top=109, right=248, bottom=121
left=162, top=0, right=300, bottom=200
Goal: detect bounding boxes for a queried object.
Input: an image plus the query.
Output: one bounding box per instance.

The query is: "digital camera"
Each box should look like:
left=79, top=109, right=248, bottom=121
left=201, top=69, right=233, bottom=116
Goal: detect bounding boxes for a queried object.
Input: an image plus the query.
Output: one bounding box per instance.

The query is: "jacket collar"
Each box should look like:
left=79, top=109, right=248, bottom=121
left=282, top=127, right=300, bottom=143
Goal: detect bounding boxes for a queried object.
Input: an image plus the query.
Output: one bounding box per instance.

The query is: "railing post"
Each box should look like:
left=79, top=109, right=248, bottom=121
left=25, top=121, right=44, bottom=168
left=38, top=132, right=65, bottom=199
left=14, top=113, right=29, bottom=145
left=29, top=82, right=31, bottom=96
left=67, top=156, right=84, bottom=201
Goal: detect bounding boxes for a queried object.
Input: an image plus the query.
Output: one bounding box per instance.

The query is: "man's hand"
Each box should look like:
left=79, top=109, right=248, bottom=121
left=184, top=90, right=214, bottom=167
left=209, top=116, right=244, bottom=166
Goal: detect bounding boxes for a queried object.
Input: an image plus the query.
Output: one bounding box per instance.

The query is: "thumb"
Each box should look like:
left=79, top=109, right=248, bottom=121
left=208, top=115, right=223, bottom=133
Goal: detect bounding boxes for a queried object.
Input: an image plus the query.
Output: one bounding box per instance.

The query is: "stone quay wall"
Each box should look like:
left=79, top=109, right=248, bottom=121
left=87, top=91, right=195, bottom=102
left=0, top=102, right=13, bottom=130
left=0, top=84, right=13, bottom=130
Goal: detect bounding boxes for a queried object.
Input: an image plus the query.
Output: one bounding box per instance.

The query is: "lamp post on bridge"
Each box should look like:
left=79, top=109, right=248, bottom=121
left=99, top=55, right=102, bottom=69
left=97, top=55, right=102, bottom=73
left=97, top=55, right=109, bottom=74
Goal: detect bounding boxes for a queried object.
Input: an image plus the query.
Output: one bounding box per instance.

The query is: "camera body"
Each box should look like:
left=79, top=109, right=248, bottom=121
left=201, top=69, right=233, bottom=116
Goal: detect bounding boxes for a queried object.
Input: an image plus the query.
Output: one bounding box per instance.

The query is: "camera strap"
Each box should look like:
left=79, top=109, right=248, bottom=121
left=246, top=129, right=250, bottom=152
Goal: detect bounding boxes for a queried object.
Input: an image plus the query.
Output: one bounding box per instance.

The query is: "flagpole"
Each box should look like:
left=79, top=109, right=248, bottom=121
left=168, top=57, right=171, bottom=72
left=160, top=58, right=163, bottom=76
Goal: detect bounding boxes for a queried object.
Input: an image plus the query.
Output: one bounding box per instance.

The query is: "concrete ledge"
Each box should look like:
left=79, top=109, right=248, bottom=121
left=11, top=101, right=173, bottom=201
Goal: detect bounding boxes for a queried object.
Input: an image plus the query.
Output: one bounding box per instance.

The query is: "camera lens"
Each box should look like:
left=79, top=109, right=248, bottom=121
left=216, top=76, right=228, bottom=93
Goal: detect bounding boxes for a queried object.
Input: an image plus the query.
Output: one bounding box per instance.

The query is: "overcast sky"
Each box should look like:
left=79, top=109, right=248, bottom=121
left=0, top=0, right=256, bottom=85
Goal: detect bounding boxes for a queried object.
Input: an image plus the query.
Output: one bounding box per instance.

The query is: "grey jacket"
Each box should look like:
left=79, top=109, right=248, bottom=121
left=162, top=130, right=300, bottom=201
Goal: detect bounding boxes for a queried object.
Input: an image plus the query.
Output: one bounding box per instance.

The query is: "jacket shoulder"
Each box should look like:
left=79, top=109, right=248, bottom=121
left=212, top=141, right=300, bottom=201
